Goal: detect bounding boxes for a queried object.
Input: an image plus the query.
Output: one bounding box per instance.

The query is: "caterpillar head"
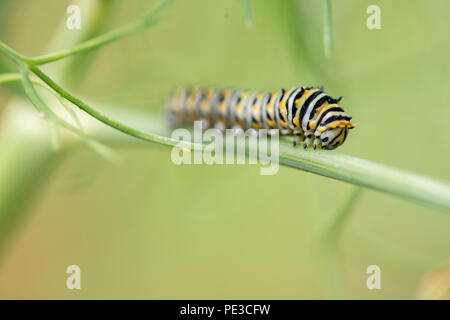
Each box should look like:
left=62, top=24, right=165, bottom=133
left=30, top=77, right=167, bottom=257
left=317, top=121, right=357, bottom=150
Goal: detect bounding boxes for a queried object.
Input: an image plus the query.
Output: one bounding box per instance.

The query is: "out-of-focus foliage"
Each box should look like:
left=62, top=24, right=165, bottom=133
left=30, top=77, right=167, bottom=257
left=0, top=0, right=449, bottom=299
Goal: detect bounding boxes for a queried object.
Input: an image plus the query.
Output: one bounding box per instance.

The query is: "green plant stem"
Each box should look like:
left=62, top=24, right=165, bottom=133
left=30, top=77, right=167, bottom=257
left=0, top=42, right=26, bottom=63
left=278, top=143, right=450, bottom=212
left=322, top=0, right=333, bottom=58
left=0, top=0, right=126, bottom=261
left=3, top=63, right=450, bottom=212
left=29, top=66, right=199, bottom=150
left=59, top=0, right=120, bottom=86
left=0, top=103, right=60, bottom=260
left=0, top=73, right=24, bottom=84
left=0, top=0, right=449, bottom=215
left=321, top=188, right=362, bottom=239
left=17, top=63, right=81, bottom=136
left=318, top=188, right=361, bottom=298
left=0, top=73, right=84, bottom=132
left=243, top=0, right=252, bottom=27
left=79, top=108, right=450, bottom=213
left=1, top=72, right=88, bottom=133
left=0, top=72, right=116, bottom=160
left=0, top=0, right=192, bottom=150
left=20, top=0, right=172, bottom=66
left=3, top=64, right=450, bottom=212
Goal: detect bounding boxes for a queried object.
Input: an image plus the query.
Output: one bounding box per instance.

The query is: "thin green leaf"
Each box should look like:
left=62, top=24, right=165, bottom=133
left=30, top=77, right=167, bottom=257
left=30, top=66, right=201, bottom=151
left=243, top=0, right=252, bottom=27
left=317, top=188, right=361, bottom=298
left=278, top=141, right=450, bottom=212
left=322, top=0, right=333, bottom=58
left=12, top=68, right=117, bottom=160
left=20, top=0, right=173, bottom=65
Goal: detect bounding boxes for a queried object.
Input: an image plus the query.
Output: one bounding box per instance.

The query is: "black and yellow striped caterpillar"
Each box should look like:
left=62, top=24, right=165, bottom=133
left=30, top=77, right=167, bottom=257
left=167, top=86, right=356, bottom=150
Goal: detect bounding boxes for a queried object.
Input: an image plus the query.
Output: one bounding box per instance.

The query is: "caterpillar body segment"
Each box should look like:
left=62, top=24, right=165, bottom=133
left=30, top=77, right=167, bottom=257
left=167, top=86, right=356, bottom=150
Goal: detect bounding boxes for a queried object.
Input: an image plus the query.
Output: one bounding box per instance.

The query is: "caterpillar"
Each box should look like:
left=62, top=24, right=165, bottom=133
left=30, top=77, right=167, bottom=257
left=167, top=86, right=356, bottom=150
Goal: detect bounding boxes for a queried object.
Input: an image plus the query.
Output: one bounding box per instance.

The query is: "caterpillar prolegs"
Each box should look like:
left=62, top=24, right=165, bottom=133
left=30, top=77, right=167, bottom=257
left=167, top=86, right=356, bottom=150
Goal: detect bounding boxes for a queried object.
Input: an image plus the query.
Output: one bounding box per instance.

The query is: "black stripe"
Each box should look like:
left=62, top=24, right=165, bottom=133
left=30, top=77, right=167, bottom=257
left=247, top=96, right=257, bottom=123
left=265, top=95, right=273, bottom=121
left=260, top=93, right=270, bottom=126
left=289, top=88, right=305, bottom=127
left=237, top=96, right=242, bottom=105
left=218, top=91, right=225, bottom=103
left=332, top=128, right=347, bottom=147
left=209, top=89, right=223, bottom=121
left=316, top=107, right=344, bottom=127
left=329, top=96, right=340, bottom=104
left=290, top=88, right=305, bottom=116
left=341, top=127, right=348, bottom=144
left=183, top=88, right=192, bottom=112
left=330, top=128, right=344, bottom=145
left=234, top=94, right=243, bottom=121
left=287, top=88, right=300, bottom=101
left=308, top=95, right=340, bottom=120
left=322, top=114, right=352, bottom=126
left=299, top=90, right=322, bottom=126
left=226, top=90, right=241, bottom=124
left=277, top=90, right=286, bottom=122
left=194, top=89, right=206, bottom=116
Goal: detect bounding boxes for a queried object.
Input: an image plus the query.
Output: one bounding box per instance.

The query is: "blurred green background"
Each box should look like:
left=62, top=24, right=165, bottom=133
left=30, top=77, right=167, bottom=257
left=0, top=0, right=449, bottom=299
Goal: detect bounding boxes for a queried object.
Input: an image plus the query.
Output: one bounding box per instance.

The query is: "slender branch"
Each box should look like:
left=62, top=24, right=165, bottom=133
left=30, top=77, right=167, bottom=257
left=2, top=68, right=450, bottom=212
left=0, top=0, right=190, bottom=150
left=18, top=63, right=81, bottom=135
left=0, top=103, right=59, bottom=260
left=80, top=108, right=450, bottom=213
left=320, top=188, right=362, bottom=240
left=0, top=0, right=449, bottom=215
left=59, top=0, right=121, bottom=86
left=29, top=66, right=198, bottom=150
left=0, top=0, right=196, bottom=153
left=20, top=0, right=172, bottom=65
left=9, top=67, right=116, bottom=161
left=17, top=63, right=52, bottom=115
left=3, top=65, right=450, bottom=212
left=3, top=64, right=450, bottom=212
left=0, top=73, right=25, bottom=83
left=0, top=41, right=27, bottom=63
left=318, top=188, right=361, bottom=298
left=0, top=1, right=127, bottom=260
left=322, top=0, right=333, bottom=58
left=242, top=0, right=252, bottom=27
left=1, top=72, right=85, bottom=130
left=278, top=144, right=450, bottom=212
